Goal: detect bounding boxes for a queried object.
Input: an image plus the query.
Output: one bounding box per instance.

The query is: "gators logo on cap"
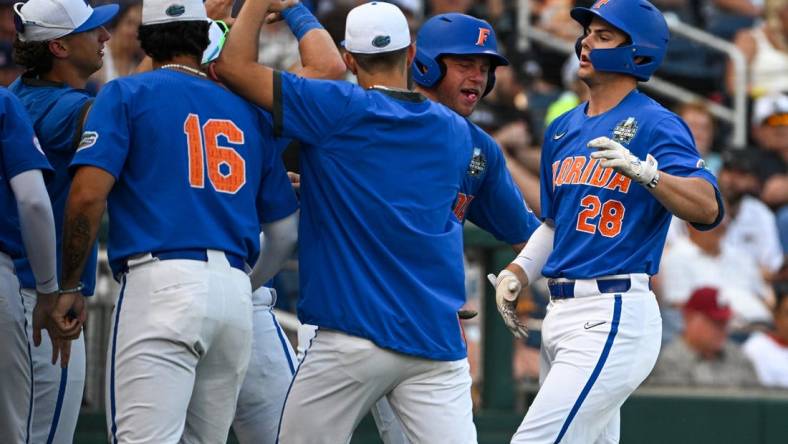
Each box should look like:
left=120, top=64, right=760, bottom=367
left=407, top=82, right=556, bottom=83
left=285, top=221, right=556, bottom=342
left=372, top=35, right=391, bottom=48
left=166, top=4, right=186, bottom=17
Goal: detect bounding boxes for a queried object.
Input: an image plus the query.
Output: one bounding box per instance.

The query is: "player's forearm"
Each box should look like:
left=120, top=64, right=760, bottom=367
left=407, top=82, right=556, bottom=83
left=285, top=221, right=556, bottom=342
left=509, top=221, right=555, bottom=286
left=649, top=174, right=720, bottom=225
left=249, top=212, right=299, bottom=290
left=215, top=0, right=274, bottom=108
left=10, top=170, right=58, bottom=293
left=294, top=29, right=345, bottom=80
left=61, top=170, right=110, bottom=288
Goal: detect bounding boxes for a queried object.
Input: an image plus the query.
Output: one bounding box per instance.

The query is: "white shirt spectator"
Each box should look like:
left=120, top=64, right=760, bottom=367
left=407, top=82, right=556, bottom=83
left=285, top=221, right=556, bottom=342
left=661, top=237, right=772, bottom=327
left=743, top=331, right=788, bottom=388
left=667, top=195, right=784, bottom=273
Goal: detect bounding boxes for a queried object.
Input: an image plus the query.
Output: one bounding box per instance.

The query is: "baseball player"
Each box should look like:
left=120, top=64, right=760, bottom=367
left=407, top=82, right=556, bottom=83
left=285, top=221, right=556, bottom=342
left=58, top=0, right=300, bottom=441
left=318, top=12, right=543, bottom=443
left=0, top=88, right=59, bottom=443
left=10, top=0, right=118, bottom=441
left=488, top=1, right=724, bottom=442
left=217, top=1, right=478, bottom=442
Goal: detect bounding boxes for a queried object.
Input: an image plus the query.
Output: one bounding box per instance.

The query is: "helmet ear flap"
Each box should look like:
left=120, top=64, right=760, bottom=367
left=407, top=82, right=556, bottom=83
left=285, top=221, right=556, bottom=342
left=412, top=49, right=447, bottom=88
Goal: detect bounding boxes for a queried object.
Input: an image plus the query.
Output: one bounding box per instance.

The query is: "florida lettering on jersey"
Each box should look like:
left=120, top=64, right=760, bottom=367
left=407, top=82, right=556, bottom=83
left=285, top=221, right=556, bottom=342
left=539, top=90, right=723, bottom=279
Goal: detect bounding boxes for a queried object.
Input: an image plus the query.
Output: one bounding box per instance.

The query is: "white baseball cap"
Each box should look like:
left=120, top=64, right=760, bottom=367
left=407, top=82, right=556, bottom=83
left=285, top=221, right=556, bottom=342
left=142, top=0, right=207, bottom=26
left=343, top=1, right=410, bottom=54
left=13, top=0, right=118, bottom=42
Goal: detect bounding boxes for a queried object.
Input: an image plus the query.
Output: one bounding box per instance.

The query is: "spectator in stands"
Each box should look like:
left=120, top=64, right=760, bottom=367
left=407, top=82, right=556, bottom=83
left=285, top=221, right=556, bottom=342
left=752, top=93, right=788, bottom=212
left=744, top=281, right=788, bottom=388
left=676, top=102, right=722, bottom=175
left=0, top=0, right=16, bottom=42
left=706, top=0, right=762, bottom=41
left=92, top=1, right=143, bottom=85
left=428, top=0, right=472, bottom=15
left=728, top=0, right=788, bottom=97
left=648, top=287, right=761, bottom=387
left=668, top=149, right=783, bottom=277
left=661, top=218, right=772, bottom=340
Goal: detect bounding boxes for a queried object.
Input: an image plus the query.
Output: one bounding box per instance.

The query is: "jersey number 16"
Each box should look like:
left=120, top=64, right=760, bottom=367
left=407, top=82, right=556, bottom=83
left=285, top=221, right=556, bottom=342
left=184, top=113, right=246, bottom=194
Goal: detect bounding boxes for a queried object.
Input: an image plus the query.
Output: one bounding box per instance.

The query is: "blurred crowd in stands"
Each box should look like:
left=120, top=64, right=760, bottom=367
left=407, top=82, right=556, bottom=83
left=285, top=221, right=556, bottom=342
left=4, top=0, right=787, bottom=393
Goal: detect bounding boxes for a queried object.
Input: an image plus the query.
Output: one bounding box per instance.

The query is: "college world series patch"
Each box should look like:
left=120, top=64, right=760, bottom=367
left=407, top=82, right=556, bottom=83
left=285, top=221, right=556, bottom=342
left=467, top=147, right=486, bottom=177
left=612, top=117, right=638, bottom=145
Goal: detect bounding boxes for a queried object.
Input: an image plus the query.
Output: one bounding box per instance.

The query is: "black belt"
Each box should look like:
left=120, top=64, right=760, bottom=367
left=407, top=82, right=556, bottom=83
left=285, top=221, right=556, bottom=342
left=120, top=249, right=246, bottom=273
left=547, top=278, right=632, bottom=299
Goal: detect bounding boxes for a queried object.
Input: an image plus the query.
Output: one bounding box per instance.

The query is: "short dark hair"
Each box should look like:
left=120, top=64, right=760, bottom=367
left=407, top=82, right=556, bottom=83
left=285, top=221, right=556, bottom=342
left=12, top=36, right=54, bottom=75
left=351, top=47, right=408, bottom=74
left=775, top=281, right=788, bottom=311
left=138, top=21, right=209, bottom=62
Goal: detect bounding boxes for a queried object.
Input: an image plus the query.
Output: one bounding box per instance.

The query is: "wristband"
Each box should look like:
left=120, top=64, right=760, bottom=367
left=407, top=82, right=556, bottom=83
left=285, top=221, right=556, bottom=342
left=281, top=3, right=323, bottom=41
left=59, top=282, right=84, bottom=294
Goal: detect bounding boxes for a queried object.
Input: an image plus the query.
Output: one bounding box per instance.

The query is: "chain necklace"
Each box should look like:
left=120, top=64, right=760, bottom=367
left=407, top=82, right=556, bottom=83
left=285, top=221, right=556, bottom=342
left=161, top=63, right=207, bottom=78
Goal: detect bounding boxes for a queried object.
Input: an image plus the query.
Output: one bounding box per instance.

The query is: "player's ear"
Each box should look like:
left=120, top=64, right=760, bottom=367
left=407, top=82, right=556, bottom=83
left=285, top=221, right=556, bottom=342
left=406, top=42, right=416, bottom=67
left=342, top=51, right=357, bottom=75
left=48, top=38, right=69, bottom=59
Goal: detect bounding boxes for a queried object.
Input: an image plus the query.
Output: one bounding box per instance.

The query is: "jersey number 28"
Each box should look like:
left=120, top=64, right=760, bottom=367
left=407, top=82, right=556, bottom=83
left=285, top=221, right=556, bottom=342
left=184, top=114, right=246, bottom=194
left=576, top=195, right=625, bottom=237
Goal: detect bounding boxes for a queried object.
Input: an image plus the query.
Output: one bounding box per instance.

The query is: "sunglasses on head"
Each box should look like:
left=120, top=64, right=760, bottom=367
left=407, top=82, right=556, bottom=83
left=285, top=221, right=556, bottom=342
left=13, top=2, right=74, bottom=35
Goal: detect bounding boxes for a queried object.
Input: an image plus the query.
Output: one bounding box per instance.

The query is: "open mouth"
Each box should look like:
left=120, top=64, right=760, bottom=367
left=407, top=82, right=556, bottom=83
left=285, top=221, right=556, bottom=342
left=580, top=54, right=591, bottom=65
left=461, top=88, right=480, bottom=102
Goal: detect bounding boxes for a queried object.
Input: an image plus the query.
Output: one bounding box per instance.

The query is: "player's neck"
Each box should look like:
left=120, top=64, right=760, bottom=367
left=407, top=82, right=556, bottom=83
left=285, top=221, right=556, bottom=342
left=42, top=62, right=90, bottom=90
left=152, top=55, right=201, bottom=72
left=585, top=79, right=637, bottom=117
left=356, top=68, right=409, bottom=91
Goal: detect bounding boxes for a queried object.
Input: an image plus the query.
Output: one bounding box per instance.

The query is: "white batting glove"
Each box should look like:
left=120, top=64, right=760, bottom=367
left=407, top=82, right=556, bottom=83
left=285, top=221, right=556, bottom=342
left=588, top=137, right=658, bottom=187
left=486, top=270, right=528, bottom=339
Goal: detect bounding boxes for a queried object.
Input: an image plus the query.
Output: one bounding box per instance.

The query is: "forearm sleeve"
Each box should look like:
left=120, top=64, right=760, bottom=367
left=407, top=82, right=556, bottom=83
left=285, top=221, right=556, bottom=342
left=249, top=211, right=299, bottom=290
left=9, top=170, right=58, bottom=293
left=512, top=221, right=555, bottom=284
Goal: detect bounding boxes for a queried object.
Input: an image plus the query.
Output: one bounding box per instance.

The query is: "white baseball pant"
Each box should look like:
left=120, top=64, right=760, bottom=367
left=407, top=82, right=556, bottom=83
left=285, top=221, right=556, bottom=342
left=20, top=288, right=86, bottom=444
left=232, top=287, right=297, bottom=444
left=106, top=250, right=253, bottom=444
left=296, top=323, right=410, bottom=444
left=280, top=329, right=476, bottom=444
left=512, top=274, right=661, bottom=444
left=0, top=251, right=31, bottom=443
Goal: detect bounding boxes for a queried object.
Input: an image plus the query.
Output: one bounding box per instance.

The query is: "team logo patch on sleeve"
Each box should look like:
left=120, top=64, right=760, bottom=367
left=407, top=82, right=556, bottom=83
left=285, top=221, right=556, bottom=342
left=612, top=117, right=638, bottom=145
left=696, top=158, right=708, bottom=170
left=467, top=147, right=487, bottom=177
left=77, top=131, right=99, bottom=151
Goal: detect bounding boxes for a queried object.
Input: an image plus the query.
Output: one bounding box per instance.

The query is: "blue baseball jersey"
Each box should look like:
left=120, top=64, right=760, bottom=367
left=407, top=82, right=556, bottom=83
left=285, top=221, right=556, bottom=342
left=540, top=90, right=723, bottom=279
left=453, top=122, right=539, bottom=244
left=274, top=72, right=472, bottom=361
left=71, top=70, right=298, bottom=276
left=0, top=88, right=52, bottom=258
left=9, top=76, right=99, bottom=294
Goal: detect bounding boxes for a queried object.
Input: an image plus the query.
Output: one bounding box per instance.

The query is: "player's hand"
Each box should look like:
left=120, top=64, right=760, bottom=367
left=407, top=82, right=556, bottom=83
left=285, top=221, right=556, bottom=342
left=32, top=290, right=58, bottom=347
left=486, top=270, right=528, bottom=338
left=204, top=0, right=234, bottom=23
left=266, top=0, right=300, bottom=24
left=588, top=137, right=658, bottom=187
left=50, top=292, right=86, bottom=340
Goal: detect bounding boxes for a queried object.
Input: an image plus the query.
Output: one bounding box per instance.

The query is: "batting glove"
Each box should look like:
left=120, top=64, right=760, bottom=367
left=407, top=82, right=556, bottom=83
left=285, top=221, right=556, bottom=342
left=588, top=137, right=659, bottom=187
left=487, top=270, right=528, bottom=339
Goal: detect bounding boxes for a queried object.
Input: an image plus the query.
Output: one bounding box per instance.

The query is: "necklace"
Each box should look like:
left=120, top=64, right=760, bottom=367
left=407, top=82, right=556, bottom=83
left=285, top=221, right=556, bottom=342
left=161, top=63, right=207, bottom=78
left=370, top=84, right=411, bottom=93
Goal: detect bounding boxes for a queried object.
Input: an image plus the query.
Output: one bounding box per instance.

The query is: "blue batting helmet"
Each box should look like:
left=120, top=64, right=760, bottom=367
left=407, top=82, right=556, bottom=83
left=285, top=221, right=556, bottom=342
left=570, top=0, right=669, bottom=81
left=413, top=13, right=509, bottom=97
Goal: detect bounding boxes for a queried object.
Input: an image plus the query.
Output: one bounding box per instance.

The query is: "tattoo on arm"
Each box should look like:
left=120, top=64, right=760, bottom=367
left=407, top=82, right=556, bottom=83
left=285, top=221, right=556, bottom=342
left=62, top=213, right=94, bottom=284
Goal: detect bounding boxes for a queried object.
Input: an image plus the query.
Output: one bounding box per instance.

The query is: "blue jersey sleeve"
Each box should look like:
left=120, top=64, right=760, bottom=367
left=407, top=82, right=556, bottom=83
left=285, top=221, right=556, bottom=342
left=465, top=138, right=539, bottom=244
left=0, top=92, right=51, bottom=178
left=273, top=71, right=356, bottom=145
left=539, top=125, right=558, bottom=223
left=649, top=116, right=724, bottom=230
left=39, top=92, right=91, bottom=153
left=70, top=81, right=129, bottom=179
left=256, top=115, right=299, bottom=223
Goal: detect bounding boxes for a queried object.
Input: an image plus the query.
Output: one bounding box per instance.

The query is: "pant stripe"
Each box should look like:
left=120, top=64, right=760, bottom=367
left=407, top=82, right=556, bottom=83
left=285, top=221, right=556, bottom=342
left=275, top=327, right=318, bottom=443
left=46, top=367, right=68, bottom=444
left=109, top=276, right=127, bottom=444
left=270, top=311, right=295, bottom=375
left=554, top=294, right=622, bottom=444
left=20, top=289, right=33, bottom=444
